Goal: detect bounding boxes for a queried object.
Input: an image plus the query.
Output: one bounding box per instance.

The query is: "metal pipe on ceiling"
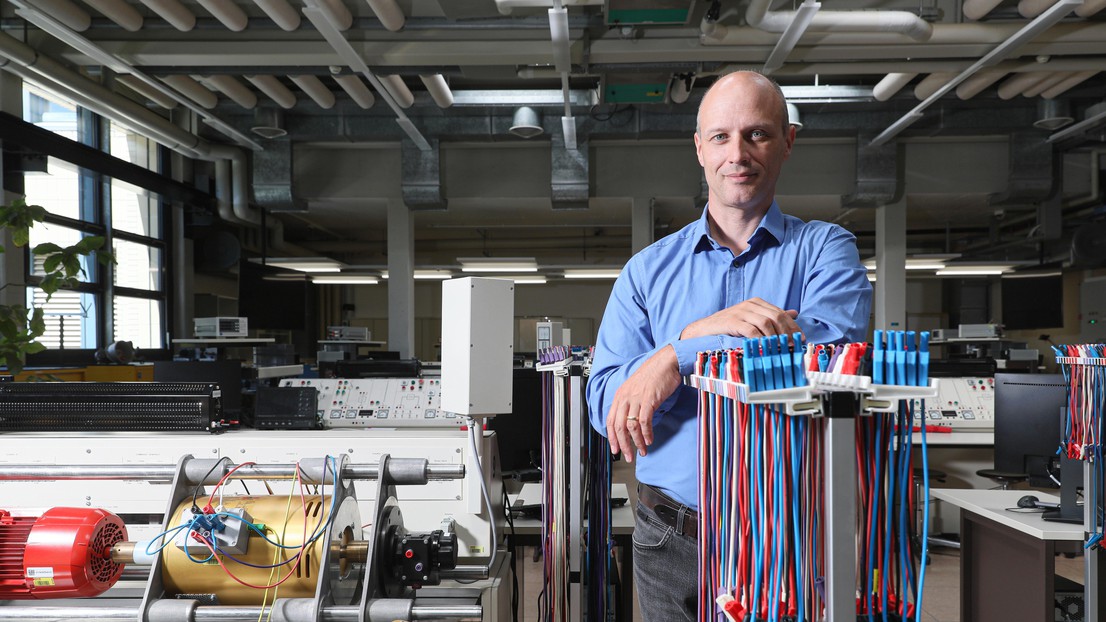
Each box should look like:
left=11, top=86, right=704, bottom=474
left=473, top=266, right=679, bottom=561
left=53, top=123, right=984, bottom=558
left=380, top=74, right=415, bottom=108
left=160, top=74, right=219, bottom=109
left=955, top=69, right=1007, bottom=99
left=195, top=0, right=249, bottom=32
left=333, top=74, right=375, bottom=108
left=996, top=72, right=1050, bottom=99
left=366, top=0, right=405, bottom=32
left=204, top=74, right=258, bottom=109
left=963, top=0, right=1006, bottom=20
left=33, top=0, right=91, bottom=32
left=245, top=74, right=297, bottom=108
left=704, top=0, right=932, bottom=43
left=116, top=74, right=178, bottom=108
left=138, top=0, right=197, bottom=31
left=913, top=72, right=957, bottom=100
left=81, top=0, right=144, bottom=31
left=1018, top=0, right=1062, bottom=17
left=318, top=0, right=354, bottom=30
left=1021, top=71, right=1072, bottom=97
left=1042, top=70, right=1099, bottom=98
left=251, top=0, right=301, bottom=31
left=872, top=73, right=916, bottom=101
left=420, top=74, right=454, bottom=108
left=696, top=21, right=1106, bottom=47
left=290, top=74, right=337, bottom=109
left=495, top=0, right=602, bottom=16
left=1076, top=0, right=1106, bottom=17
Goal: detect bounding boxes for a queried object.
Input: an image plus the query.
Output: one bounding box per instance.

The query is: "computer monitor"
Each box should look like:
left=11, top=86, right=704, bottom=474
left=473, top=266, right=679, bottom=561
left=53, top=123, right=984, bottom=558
left=153, top=359, right=245, bottom=420
left=486, top=367, right=543, bottom=479
left=993, top=373, right=1066, bottom=489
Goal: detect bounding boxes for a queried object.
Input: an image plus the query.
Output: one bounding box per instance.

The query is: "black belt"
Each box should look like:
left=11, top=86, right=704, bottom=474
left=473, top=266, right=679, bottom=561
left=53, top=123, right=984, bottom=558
left=638, top=483, right=697, bottom=540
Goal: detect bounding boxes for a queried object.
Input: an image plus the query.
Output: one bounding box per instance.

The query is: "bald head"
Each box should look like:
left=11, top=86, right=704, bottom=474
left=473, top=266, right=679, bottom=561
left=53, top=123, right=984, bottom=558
left=696, top=71, right=789, bottom=137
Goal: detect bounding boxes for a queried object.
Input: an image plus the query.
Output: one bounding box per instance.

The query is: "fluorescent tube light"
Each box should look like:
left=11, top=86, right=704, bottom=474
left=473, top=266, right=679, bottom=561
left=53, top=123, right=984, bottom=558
left=509, top=276, right=547, bottom=284
left=381, top=270, right=454, bottom=280
left=935, top=268, right=1007, bottom=276
left=312, top=275, right=379, bottom=284
left=458, top=257, right=539, bottom=273
left=253, top=257, right=345, bottom=273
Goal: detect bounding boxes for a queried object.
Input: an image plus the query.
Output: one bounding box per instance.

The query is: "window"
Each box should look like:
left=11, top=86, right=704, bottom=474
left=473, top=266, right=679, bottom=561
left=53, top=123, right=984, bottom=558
left=18, top=82, right=170, bottom=354
left=25, top=287, right=98, bottom=349
left=22, top=84, right=79, bottom=141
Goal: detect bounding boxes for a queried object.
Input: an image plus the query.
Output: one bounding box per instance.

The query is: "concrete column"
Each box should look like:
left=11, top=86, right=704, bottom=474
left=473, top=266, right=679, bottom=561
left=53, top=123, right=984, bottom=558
left=387, top=199, right=415, bottom=357
left=631, top=196, right=654, bottom=254
left=875, top=199, right=907, bottom=331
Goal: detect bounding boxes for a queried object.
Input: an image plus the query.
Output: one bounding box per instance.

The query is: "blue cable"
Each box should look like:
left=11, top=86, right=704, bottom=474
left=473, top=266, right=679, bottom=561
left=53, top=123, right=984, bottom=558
left=881, top=412, right=895, bottom=622
left=768, top=411, right=783, bottom=621
left=865, top=416, right=882, bottom=621
left=750, top=404, right=764, bottom=621
left=916, top=399, right=930, bottom=622
left=898, top=403, right=917, bottom=611
left=790, top=415, right=805, bottom=622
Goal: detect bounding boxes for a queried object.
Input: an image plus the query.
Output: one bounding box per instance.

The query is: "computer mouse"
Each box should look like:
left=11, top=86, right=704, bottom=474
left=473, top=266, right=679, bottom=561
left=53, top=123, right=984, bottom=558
left=1017, top=495, right=1040, bottom=509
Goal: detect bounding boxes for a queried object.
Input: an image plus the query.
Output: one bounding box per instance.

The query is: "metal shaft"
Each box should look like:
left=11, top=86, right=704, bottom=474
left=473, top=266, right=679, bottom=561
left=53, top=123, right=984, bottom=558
left=0, top=463, right=464, bottom=483
left=0, top=605, right=482, bottom=622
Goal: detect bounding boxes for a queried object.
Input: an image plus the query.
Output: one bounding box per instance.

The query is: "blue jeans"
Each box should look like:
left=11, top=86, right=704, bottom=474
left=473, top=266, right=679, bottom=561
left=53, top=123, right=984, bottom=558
left=632, top=501, right=698, bottom=621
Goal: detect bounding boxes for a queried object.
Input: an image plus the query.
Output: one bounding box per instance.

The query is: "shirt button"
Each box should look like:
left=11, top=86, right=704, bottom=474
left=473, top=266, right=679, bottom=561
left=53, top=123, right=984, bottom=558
left=731, top=258, right=741, bottom=267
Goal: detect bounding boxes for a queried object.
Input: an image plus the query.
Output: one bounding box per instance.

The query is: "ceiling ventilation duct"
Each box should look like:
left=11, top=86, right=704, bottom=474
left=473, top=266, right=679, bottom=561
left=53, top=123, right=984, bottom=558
left=509, top=106, right=543, bottom=138
left=1033, top=98, right=1074, bottom=130
left=250, top=107, right=287, bottom=139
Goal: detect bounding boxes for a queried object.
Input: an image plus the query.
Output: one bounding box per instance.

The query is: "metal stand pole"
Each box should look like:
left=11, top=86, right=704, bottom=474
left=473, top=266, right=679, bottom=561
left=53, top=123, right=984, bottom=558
left=823, top=392, right=858, bottom=622
left=569, top=371, right=583, bottom=622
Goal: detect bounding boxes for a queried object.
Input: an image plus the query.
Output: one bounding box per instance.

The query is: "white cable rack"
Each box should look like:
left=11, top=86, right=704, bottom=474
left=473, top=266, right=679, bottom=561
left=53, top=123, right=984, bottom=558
left=686, top=370, right=938, bottom=622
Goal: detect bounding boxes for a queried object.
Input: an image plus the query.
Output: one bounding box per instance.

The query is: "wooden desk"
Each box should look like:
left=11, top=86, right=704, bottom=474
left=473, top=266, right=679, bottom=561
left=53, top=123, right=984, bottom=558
left=931, top=489, right=1083, bottom=621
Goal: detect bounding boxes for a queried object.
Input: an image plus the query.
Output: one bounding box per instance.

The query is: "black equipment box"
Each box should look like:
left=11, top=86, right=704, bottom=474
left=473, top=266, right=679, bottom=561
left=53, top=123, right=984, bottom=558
left=0, top=381, right=223, bottom=432
left=253, top=386, right=318, bottom=429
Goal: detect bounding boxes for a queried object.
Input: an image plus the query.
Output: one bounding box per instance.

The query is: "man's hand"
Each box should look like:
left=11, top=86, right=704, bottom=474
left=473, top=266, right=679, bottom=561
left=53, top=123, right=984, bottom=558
left=681, top=297, right=801, bottom=340
left=606, top=345, right=681, bottom=463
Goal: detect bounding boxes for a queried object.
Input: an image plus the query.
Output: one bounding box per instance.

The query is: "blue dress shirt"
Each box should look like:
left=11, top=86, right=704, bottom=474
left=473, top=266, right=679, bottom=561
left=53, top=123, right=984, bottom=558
left=586, top=203, right=872, bottom=508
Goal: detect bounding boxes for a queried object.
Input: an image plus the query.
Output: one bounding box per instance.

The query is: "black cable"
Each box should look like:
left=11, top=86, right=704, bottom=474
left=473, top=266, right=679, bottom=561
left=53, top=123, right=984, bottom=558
left=191, top=456, right=231, bottom=512
left=502, top=487, right=520, bottom=622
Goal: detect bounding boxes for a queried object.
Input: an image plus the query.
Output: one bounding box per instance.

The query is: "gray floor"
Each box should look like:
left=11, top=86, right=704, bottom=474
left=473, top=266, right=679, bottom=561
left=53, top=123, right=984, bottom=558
left=516, top=459, right=1087, bottom=622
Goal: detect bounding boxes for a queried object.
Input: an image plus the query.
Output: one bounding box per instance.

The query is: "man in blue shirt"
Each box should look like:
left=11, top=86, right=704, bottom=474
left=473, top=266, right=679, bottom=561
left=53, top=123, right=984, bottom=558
left=587, top=71, right=871, bottom=620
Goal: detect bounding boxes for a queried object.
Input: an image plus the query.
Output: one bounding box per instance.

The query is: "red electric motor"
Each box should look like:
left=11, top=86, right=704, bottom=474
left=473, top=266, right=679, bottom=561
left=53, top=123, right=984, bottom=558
left=0, top=507, right=127, bottom=599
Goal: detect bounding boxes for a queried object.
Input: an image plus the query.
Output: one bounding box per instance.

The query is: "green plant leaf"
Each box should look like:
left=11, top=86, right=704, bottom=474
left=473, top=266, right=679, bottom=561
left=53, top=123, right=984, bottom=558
left=32, top=242, right=63, bottom=255
left=76, top=236, right=105, bottom=253
left=24, top=342, right=46, bottom=354
left=42, top=254, right=62, bottom=274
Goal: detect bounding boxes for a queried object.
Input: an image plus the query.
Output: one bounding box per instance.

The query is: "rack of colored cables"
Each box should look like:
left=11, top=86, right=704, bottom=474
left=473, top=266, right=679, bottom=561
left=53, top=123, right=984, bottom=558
left=1054, top=345, right=1106, bottom=552
left=687, top=332, right=935, bottom=622
left=537, top=346, right=611, bottom=622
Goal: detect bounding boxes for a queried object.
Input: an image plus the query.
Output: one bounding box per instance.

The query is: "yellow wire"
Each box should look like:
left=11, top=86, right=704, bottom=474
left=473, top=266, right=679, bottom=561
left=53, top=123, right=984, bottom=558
left=257, top=465, right=300, bottom=622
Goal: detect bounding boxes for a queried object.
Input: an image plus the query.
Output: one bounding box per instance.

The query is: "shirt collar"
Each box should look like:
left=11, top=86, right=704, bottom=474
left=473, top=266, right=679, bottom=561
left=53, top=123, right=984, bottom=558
left=693, top=201, right=785, bottom=252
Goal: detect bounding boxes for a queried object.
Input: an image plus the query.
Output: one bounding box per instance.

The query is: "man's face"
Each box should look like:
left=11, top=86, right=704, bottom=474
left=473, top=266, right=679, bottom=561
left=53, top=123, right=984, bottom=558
left=694, top=75, right=795, bottom=214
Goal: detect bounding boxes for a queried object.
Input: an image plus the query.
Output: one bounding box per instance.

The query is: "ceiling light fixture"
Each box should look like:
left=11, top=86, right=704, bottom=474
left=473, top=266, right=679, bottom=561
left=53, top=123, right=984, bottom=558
left=311, top=275, right=379, bottom=284
left=458, top=257, right=539, bottom=273
left=252, top=257, right=345, bottom=273
left=1033, top=98, right=1074, bottom=131
left=509, top=106, right=543, bottom=138
left=934, top=265, right=1016, bottom=276
left=381, top=269, right=455, bottom=280
left=509, top=276, right=547, bottom=284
